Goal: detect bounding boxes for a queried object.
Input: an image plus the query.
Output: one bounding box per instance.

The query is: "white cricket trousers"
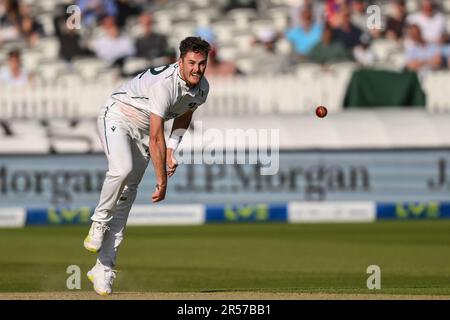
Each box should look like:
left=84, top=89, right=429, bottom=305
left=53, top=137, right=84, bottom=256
left=92, top=98, right=149, bottom=268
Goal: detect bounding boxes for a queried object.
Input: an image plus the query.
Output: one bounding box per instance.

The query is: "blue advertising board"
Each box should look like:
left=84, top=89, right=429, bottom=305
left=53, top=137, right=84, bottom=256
left=1, top=150, right=449, bottom=208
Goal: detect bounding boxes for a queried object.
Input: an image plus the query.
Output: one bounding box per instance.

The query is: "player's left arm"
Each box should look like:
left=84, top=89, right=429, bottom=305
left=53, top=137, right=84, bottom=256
left=166, top=109, right=194, bottom=177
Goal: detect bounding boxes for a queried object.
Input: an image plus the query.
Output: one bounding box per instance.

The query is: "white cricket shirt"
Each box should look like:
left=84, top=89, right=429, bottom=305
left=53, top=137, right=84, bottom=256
left=109, top=62, right=209, bottom=133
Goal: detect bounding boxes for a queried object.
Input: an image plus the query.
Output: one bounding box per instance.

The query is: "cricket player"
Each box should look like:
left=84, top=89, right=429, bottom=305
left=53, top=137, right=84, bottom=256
left=83, top=37, right=210, bottom=296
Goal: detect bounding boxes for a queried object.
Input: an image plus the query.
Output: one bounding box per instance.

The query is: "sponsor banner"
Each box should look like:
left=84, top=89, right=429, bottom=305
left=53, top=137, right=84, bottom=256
left=127, top=204, right=205, bottom=226
left=0, top=207, right=26, bottom=227
left=376, top=202, right=450, bottom=220
left=1, top=150, right=450, bottom=208
left=24, top=205, right=204, bottom=226
left=205, top=203, right=287, bottom=223
left=288, top=202, right=376, bottom=223
left=25, top=207, right=93, bottom=225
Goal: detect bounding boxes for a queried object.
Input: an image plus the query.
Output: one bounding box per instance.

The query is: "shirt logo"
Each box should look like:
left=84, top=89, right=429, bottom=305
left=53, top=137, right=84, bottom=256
left=111, top=126, right=116, bottom=132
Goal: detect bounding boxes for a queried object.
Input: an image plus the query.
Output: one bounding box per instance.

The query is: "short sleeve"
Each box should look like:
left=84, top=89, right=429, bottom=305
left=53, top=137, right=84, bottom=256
left=148, top=81, right=172, bottom=119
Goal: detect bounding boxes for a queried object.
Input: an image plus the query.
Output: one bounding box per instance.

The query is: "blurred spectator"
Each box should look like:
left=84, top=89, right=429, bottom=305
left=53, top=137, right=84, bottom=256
left=91, top=16, right=135, bottom=67
left=385, top=0, right=407, bottom=41
left=76, top=0, right=118, bottom=28
left=18, top=2, right=44, bottom=47
left=406, top=0, right=447, bottom=44
left=204, top=48, right=241, bottom=77
left=353, top=33, right=376, bottom=66
left=325, top=0, right=351, bottom=28
left=309, top=23, right=353, bottom=64
left=250, top=28, right=290, bottom=75
left=350, top=0, right=367, bottom=32
left=405, top=24, right=442, bottom=77
left=285, top=5, right=323, bottom=62
left=222, top=0, right=257, bottom=14
left=0, top=0, right=20, bottom=43
left=115, top=0, right=142, bottom=28
left=0, top=49, right=31, bottom=87
left=54, top=3, right=94, bottom=62
left=135, top=12, right=169, bottom=62
left=289, top=0, right=325, bottom=27
left=333, top=5, right=363, bottom=50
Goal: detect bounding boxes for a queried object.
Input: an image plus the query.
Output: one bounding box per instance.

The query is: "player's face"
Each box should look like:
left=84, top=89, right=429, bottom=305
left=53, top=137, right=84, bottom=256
left=179, top=51, right=208, bottom=88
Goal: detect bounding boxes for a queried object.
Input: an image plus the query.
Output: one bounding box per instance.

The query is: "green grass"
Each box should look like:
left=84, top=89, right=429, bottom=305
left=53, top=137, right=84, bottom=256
left=1, top=221, right=450, bottom=295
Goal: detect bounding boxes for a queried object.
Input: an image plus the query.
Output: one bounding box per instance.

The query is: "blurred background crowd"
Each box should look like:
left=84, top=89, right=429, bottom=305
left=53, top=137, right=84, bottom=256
left=0, top=0, right=450, bottom=86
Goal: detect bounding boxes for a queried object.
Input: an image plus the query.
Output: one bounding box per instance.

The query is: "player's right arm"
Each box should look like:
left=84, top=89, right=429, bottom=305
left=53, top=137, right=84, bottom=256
left=149, top=112, right=167, bottom=203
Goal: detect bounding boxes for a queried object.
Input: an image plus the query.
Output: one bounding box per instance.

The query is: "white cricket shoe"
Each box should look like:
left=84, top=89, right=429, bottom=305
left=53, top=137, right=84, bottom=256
left=87, top=264, right=116, bottom=296
left=83, top=221, right=110, bottom=253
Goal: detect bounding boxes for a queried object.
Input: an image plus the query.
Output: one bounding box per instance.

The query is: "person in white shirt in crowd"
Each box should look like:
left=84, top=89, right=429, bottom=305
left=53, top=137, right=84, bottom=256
left=91, top=15, right=135, bottom=67
left=250, top=27, right=291, bottom=75
left=405, top=24, right=442, bottom=78
left=0, top=49, right=31, bottom=87
left=406, top=0, right=447, bottom=44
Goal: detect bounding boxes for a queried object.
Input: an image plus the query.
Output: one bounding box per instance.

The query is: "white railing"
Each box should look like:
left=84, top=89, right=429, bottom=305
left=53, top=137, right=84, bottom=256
left=1, top=68, right=449, bottom=119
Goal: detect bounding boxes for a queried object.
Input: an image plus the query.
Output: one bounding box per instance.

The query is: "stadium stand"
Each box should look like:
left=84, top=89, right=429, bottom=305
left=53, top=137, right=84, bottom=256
left=1, top=0, right=450, bottom=155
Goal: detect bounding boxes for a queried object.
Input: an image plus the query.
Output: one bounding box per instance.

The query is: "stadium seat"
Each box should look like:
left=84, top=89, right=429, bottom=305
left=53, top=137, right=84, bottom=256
left=38, top=13, right=56, bottom=36
left=188, top=0, right=211, bottom=8
left=217, top=45, right=238, bottom=61
left=227, top=8, right=258, bottom=30
left=232, top=32, right=255, bottom=53
left=37, top=37, right=59, bottom=60
left=173, top=2, right=193, bottom=20
left=57, top=73, right=84, bottom=88
left=235, top=55, right=257, bottom=74
left=125, top=17, right=144, bottom=38
left=211, top=20, right=236, bottom=43
left=152, top=10, right=174, bottom=34
left=0, top=39, right=27, bottom=53
left=0, top=120, right=49, bottom=154
left=123, top=58, right=150, bottom=76
left=37, top=0, right=58, bottom=13
left=275, top=38, right=292, bottom=55
left=266, top=6, right=291, bottom=31
left=36, top=61, right=69, bottom=85
left=96, top=69, right=120, bottom=86
left=191, top=8, right=221, bottom=26
left=45, top=119, right=102, bottom=153
left=250, top=19, right=277, bottom=37
left=405, top=0, right=419, bottom=13
left=21, top=49, right=43, bottom=73
left=172, top=21, right=198, bottom=40
left=72, top=58, right=109, bottom=82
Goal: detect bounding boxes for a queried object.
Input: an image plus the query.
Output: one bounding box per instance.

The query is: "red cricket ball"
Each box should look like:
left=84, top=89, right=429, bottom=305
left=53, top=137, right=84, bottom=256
left=316, top=106, right=328, bottom=118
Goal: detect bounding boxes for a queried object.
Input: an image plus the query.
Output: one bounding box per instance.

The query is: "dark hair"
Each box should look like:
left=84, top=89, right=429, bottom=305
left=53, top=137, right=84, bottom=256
left=179, top=37, right=211, bottom=58
left=8, top=49, right=20, bottom=59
